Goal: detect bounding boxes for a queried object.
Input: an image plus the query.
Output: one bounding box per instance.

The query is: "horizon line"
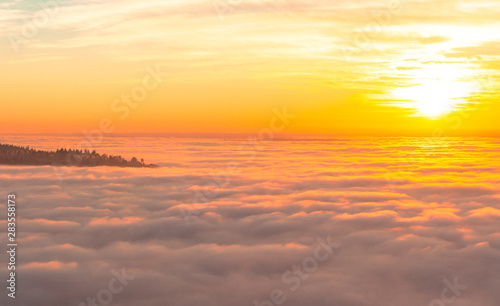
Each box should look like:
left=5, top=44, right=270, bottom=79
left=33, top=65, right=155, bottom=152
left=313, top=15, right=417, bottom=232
left=1, top=132, right=499, bottom=139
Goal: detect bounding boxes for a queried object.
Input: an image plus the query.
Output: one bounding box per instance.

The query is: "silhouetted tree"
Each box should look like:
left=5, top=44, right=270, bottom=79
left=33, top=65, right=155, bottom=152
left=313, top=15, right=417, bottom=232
left=0, top=143, right=157, bottom=168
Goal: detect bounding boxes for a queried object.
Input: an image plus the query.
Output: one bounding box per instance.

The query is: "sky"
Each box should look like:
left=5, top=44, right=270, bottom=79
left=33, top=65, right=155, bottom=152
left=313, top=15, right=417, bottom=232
left=0, top=0, right=499, bottom=135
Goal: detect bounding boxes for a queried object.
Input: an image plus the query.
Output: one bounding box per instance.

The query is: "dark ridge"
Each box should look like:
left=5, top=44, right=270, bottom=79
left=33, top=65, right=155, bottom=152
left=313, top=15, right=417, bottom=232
left=0, top=143, right=158, bottom=168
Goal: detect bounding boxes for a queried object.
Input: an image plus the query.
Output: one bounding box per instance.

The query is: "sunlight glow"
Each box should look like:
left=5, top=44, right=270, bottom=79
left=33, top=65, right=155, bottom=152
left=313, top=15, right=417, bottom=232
left=391, top=61, right=478, bottom=118
left=393, top=81, right=475, bottom=118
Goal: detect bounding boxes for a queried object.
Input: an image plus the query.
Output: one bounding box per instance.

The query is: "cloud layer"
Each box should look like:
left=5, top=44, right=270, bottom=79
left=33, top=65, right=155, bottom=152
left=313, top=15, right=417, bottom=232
left=0, top=135, right=499, bottom=305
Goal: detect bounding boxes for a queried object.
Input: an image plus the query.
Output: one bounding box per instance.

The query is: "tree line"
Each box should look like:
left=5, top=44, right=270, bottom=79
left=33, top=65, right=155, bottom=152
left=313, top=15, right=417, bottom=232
left=0, top=143, right=157, bottom=168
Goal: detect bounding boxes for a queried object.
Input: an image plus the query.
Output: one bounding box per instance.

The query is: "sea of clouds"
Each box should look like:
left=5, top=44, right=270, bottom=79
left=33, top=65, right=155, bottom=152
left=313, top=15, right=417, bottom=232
left=0, top=136, right=499, bottom=306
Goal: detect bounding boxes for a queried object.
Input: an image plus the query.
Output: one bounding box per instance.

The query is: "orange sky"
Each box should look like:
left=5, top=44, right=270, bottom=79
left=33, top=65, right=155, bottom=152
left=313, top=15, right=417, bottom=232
left=0, top=0, right=499, bottom=136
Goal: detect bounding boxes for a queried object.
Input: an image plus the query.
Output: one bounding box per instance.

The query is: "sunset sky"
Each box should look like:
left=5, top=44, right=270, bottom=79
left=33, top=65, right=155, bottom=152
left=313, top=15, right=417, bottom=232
left=1, top=0, right=499, bottom=135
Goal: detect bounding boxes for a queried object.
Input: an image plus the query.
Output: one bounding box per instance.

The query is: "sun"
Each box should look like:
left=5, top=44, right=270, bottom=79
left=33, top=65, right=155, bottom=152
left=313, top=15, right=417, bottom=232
left=392, top=81, right=475, bottom=118
left=389, top=60, right=479, bottom=118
